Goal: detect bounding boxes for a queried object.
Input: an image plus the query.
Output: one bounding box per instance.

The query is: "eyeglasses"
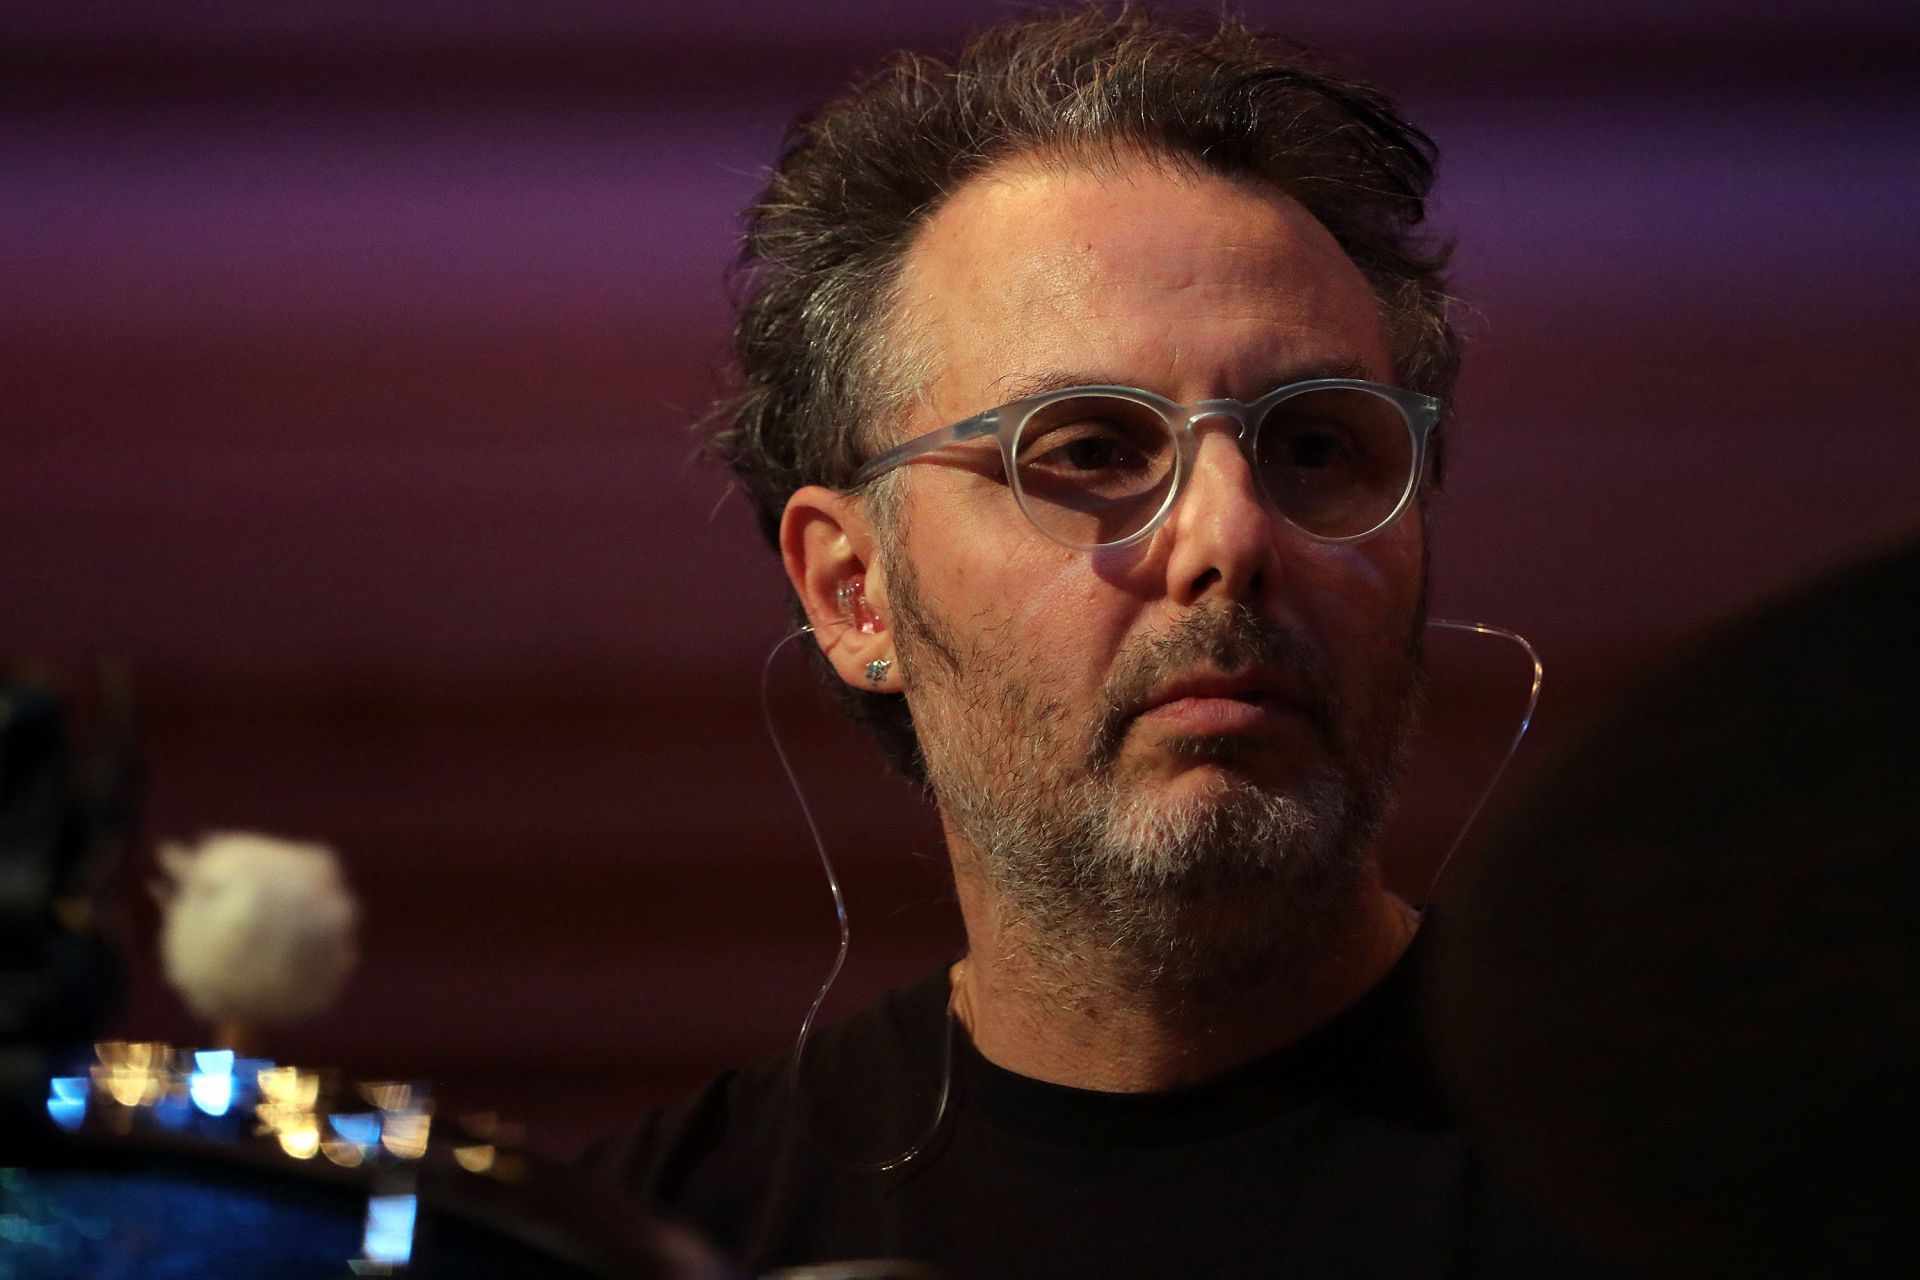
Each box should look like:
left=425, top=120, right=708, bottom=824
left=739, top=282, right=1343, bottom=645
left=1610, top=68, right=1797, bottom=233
left=850, top=379, right=1441, bottom=551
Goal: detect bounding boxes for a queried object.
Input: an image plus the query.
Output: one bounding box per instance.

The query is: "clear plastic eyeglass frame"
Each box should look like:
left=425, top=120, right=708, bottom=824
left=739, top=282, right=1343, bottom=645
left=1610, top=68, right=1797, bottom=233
left=849, top=378, right=1443, bottom=550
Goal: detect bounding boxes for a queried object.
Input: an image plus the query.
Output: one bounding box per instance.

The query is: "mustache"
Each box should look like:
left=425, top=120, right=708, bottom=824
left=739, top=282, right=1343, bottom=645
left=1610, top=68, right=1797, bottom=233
left=1086, top=603, right=1344, bottom=773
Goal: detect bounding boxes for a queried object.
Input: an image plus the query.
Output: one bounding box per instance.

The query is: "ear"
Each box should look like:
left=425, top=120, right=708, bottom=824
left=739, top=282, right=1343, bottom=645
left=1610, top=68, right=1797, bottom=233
left=780, top=485, right=902, bottom=693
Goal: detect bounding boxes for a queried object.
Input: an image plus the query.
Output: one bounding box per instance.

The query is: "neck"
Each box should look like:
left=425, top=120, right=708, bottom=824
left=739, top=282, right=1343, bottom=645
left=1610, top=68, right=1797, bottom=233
left=946, top=850, right=1417, bottom=1093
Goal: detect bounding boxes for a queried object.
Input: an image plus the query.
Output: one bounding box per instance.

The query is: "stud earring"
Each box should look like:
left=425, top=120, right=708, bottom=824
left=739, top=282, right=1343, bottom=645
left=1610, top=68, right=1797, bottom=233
left=865, top=658, right=893, bottom=685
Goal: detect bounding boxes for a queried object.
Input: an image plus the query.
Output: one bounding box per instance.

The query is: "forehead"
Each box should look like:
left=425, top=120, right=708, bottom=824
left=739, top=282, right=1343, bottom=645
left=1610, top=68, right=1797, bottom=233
left=895, top=153, right=1392, bottom=417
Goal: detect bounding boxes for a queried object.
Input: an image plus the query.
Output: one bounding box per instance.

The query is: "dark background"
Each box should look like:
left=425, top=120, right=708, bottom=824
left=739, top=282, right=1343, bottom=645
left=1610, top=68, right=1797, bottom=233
left=4, top=1, right=1916, bottom=1157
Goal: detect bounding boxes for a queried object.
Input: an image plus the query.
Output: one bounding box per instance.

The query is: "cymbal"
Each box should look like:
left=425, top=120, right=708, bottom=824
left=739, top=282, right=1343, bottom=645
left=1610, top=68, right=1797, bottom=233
left=1433, top=534, right=1920, bottom=1278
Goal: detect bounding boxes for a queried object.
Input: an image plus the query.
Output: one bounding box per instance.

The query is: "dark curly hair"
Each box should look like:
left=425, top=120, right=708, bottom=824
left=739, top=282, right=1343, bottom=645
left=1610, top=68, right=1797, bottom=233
left=707, top=6, right=1458, bottom=780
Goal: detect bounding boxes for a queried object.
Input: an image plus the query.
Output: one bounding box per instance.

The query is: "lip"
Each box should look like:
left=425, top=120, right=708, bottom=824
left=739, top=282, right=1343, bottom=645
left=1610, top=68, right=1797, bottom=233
left=1135, top=669, right=1312, bottom=736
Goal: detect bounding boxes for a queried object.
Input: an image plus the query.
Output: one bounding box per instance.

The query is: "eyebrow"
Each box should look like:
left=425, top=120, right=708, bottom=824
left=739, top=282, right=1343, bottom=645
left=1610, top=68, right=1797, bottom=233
left=992, top=358, right=1380, bottom=403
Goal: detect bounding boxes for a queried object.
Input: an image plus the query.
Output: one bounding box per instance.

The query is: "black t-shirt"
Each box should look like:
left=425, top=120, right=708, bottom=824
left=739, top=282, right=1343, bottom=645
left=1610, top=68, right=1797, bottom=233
left=583, top=933, right=1625, bottom=1278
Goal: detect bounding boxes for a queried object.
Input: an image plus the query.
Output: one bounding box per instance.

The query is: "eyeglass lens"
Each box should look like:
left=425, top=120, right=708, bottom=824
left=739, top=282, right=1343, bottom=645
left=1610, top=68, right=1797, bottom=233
left=1010, top=387, right=1416, bottom=548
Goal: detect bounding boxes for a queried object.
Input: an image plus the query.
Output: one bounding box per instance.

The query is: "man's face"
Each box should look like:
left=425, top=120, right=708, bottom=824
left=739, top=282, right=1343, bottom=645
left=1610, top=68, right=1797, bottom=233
left=872, top=155, right=1427, bottom=978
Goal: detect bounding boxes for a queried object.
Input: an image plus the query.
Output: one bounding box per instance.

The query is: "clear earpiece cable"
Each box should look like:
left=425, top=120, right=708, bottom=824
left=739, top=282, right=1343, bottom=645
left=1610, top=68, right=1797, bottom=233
left=1417, top=619, right=1545, bottom=906
left=760, top=627, right=954, bottom=1174
left=759, top=618, right=1539, bottom=1170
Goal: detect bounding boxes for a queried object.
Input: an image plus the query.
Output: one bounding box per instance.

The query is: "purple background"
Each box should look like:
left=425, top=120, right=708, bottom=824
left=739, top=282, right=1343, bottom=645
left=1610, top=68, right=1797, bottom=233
left=4, top=1, right=1917, bottom=1156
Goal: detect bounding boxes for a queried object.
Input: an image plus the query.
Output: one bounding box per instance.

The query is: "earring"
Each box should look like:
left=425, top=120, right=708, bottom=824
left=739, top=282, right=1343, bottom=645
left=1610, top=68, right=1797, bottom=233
left=865, top=658, right=893, bottom=685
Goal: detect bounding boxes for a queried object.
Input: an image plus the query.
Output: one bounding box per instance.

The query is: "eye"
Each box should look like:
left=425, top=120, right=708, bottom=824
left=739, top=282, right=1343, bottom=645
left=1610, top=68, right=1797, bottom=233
left=1276, top=422, right=1357, bottom=471
left=1252, top=386, right=1417, bottom=539
left=1015, top=395, right=1170, bottom=476
left=1258, top=395, right=1389, bottom=487
left=1024, top=422, right=1149, bottom=474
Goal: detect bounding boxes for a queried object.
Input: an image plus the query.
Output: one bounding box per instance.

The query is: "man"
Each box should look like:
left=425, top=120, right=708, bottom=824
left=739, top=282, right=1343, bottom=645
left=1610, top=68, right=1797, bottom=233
left=590, top=10, right=1614, bottom=1277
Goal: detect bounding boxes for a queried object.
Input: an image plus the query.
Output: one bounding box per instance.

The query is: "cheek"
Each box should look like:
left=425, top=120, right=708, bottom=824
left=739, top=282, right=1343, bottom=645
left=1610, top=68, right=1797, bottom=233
left=1367, top=520, right=1427, bottom=622
left=912, top=476, right=1103, bottom=603
left=991, top=537, right=1126, bottom=650
left=1295, top=527, right=1425, bottom=691
left=922, top=512, right=1132, bottom=692
left=1008, top=557, right=1133, bottom=680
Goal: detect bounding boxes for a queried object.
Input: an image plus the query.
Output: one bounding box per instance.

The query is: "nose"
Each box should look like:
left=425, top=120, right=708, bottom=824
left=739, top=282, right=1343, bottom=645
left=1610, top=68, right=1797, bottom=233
left=1162, top=413, right=1281, bottom=607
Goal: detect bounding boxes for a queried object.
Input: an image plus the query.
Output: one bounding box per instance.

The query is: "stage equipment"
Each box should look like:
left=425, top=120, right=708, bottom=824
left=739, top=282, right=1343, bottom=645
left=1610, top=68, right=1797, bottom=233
left=1, top=672, right=726, bottom=1277
left=1, top=664, right=133, bottom=1138
left=10, top=1043, right=725, bottom=1277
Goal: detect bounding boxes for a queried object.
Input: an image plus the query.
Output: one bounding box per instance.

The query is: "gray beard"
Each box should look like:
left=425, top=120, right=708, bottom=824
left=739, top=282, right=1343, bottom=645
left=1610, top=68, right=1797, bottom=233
left=951, top=761, right=1371, bottom=994
left=891, top=559, right=1421, bottom=996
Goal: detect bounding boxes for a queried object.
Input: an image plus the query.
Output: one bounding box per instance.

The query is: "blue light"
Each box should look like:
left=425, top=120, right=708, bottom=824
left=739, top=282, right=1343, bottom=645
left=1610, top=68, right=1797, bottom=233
left=46, top=1077, right=88, bottom=1130
left=188, top=1066, right=233, bottom=1113
left=361, top=1193, right=417, bottom=1266
left=151, top=1090, right=194, bottom=1129
left=194, top=1049, right=235, bottom=1075
left=330, top=1112, right=383, bottom=1146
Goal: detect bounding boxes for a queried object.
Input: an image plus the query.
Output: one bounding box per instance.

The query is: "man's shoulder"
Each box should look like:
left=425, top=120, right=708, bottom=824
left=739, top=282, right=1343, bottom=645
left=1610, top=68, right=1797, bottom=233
left=579, top=970, right=951, bottom=1205
left=576, top=1056, right=771, bottom=1208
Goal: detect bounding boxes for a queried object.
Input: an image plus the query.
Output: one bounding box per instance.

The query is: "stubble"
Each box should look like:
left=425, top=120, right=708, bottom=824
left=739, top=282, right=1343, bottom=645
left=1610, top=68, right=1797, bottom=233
left=886, top=542, right=1423, bottom=996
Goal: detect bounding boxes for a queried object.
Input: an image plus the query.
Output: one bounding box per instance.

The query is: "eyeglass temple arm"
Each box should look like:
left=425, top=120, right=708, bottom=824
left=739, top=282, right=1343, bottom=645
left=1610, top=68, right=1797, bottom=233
left=849, top=409, right=1003, bottom=487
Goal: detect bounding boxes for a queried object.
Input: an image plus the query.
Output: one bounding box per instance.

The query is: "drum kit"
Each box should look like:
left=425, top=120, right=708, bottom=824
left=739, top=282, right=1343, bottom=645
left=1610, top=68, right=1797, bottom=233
left=9, top=1042, right=717, bottom=1278
left=4, top=534, right=1915, bottom=1277
left=0, top=677, right=724, bottom=1278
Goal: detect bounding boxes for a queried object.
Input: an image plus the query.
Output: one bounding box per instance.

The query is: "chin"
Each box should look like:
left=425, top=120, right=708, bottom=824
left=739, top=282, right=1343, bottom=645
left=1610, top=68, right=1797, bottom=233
left=957, top=739, right=1385, bottom=985
left=1098, top=770, right=1336, bottom=884
left=1157, top=730, right=1323, bottom=782
left=1120, top=772, right=1278, bottom=847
